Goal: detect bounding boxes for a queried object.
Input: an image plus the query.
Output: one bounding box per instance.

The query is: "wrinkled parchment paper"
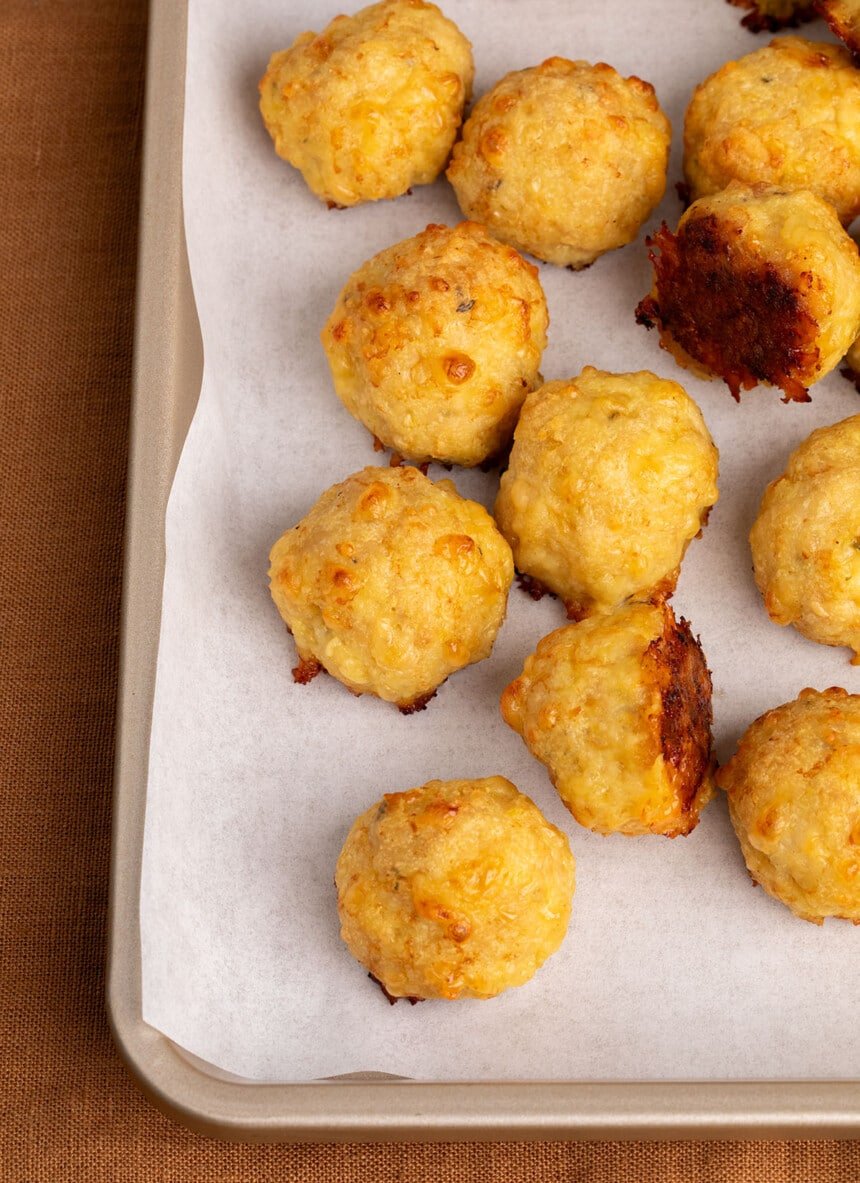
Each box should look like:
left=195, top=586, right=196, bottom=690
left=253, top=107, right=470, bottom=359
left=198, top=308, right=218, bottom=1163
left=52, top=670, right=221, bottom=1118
left=140, top=0, right=860, bottom=1081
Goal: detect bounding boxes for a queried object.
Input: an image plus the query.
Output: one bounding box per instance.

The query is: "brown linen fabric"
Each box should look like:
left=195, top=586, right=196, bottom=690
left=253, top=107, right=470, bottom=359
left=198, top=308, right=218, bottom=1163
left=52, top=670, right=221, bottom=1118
left=1, top=0, right=859, bottom=1178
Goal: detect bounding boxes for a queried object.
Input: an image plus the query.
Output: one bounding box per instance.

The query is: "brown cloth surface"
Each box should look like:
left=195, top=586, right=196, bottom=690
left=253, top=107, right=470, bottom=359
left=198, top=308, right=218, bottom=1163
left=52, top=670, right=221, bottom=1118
left=0, top=1, right=858, bottom=1178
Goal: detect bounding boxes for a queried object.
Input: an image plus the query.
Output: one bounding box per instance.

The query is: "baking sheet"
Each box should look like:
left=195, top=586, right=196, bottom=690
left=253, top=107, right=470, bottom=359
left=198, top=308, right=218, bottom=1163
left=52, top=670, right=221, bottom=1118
left=140, top=0, right=860, bottom=1083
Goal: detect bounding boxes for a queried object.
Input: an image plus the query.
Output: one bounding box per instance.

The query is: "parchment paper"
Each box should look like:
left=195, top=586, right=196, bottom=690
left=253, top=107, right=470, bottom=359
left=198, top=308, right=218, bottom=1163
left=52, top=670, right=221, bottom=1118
left=140, top=0, right=860, bottom=1082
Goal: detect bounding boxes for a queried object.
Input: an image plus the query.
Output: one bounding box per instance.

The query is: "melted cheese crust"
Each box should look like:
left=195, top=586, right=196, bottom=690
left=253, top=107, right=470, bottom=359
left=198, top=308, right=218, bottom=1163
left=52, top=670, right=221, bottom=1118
left=501, top=604, right=715, bottom=836
left=640, top=185, right=860, bottom=398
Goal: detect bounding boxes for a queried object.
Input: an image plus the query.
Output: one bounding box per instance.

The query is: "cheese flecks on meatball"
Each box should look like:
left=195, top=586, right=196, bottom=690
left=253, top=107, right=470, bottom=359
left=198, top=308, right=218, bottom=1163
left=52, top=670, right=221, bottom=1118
left=446, top=57, right=671, bottom=269
left=683, top=38, right=860, bottom=225
left=321, top=222, right=549, bottom=467
left=494, top=368, right=718, bottom=618
left=268, top=466, right=513, bottom=710
left=335, top=776, right=575, bottom=1000
left=501, top=603, right=715, bottom=837
left=717, top=688, right=860, bottom=923
left=258, top=0, right=473, bottom=207
left=751, top=415, right=860, bottom=661
left=636, top=185, right=860, bottom=402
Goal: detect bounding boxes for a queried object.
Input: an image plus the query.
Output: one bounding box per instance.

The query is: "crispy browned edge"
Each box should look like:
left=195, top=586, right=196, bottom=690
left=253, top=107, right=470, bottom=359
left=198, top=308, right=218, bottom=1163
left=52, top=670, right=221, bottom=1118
left=636, top=218, right=820, bottom=403
left=642, top=605, right=714, bottom=822
left=727, top=0, right=817, bottom=30
left=817, top=0, right=860, bottom=55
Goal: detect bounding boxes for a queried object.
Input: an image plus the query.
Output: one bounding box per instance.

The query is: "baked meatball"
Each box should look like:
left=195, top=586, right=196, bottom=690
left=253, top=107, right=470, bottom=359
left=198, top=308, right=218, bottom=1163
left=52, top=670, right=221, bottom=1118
left=258, top=0, right=473, bottom=207
left=750, top=415, right=860, bottom=661
left=683, top=37, right=860, bottom=225
left=446, top=57, right=671, bottom=269
left=268, top=466, right=513, bottom=710
left=819, top=0, right=860, bottom=55
left=335, top=776, right=575, bottom=999
left=717, top=688, right=860, bottom=923
left=636, top=185, right=860, bottom=402
left=501, top=604, right=715, bottom=836
left=728, top=0, right=815, bottom=31
left=321, top=222, right=549, bottom=467
left=494, top=368, right=719, bottom=619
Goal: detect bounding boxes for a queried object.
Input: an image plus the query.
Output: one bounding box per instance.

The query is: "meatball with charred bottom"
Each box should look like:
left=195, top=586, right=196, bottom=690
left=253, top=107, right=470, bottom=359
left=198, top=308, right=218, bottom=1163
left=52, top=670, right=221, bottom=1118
left=494, top=368, right=718, bottom=619
left=718, top=688, right=860, bottom=923
left=321, top=222, right=549, bottom=467
left=446, top=57, right=670, bottom=269
left=268, top=466, right=513, bottom=711
left=728, top=0, right=816, bottom=32
left=683, top=38, right=860, bottom=225
left=336, top=776, right=575, bottom=1000
left=819, top=0, right=860, bottom=56
left=258, top=0, right=473, bottom=208
left=751, top=416, right=860, bottom=662
left=636, top=185, right=860, bottom=402
left=501, top=604, right=715, bottom=837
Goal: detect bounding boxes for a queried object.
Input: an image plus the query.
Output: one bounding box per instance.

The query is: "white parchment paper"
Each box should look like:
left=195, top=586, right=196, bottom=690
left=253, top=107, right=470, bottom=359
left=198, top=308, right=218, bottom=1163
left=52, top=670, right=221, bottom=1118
left=140, top=0, right=860, bottom=1082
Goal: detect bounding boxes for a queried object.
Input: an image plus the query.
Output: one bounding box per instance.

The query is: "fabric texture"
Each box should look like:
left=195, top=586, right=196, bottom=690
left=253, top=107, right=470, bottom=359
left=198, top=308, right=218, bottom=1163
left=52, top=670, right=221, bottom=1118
left=0, top=0, right=858, bottom=1177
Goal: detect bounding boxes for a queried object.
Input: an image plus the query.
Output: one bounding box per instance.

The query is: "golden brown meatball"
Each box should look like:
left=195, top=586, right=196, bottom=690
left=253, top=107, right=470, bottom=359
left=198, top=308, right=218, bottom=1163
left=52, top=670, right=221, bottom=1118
left=636, top=185, right=860, bottom=402
left=268, top=466, right=513, bottom=710
left=683, top=38, right=860, bottom=225
left=717, top=688, right=860, bottom=923
left=501, top=604, right=715, bottom=836
left=336, top=776, right=575, bottom=999
left=446, top=57, right=671, bottom=269
left=494, top=367, right=718, bottom=619
left=728, top=0, right=816, bottom=31
left=750, top=416, right=860, bottom=661
left=258, top=0, right=473, bottom=207
left=819, top=0, right=860, bottom=55
left=321, top=222, right=549, bottom=467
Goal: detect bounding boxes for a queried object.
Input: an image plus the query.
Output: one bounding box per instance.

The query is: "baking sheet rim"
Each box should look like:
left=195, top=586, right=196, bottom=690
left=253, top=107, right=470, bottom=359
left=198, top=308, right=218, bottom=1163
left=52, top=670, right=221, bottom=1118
left=105, top=0, right=860, bottom=1141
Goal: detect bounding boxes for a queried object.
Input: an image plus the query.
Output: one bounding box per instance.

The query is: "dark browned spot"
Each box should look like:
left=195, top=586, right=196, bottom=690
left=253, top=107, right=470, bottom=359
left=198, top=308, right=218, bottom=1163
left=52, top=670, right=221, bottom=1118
left=398, top=688, right=438, bottom=715
left=636, top=218, right=819, bottom=403
left=564, top=598, right=593, bottom=622
left=516, top=572, right=556, bottom=603
left=371, top=434, right=385, bottom=452
left=368, top=973, right=422, bottom=1006
left=642, top=606, right=713, bottom=812
left=841, top=365, right=860, bottom=393
left=292, top=655, right=322, bottom=685
left=365, top=290, right=390, bottom=314
left=675, top=180, right=691, bottom=208
left=326, top=200, right=346, bottom=211
left=442, top=352, right=475, bottom=384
